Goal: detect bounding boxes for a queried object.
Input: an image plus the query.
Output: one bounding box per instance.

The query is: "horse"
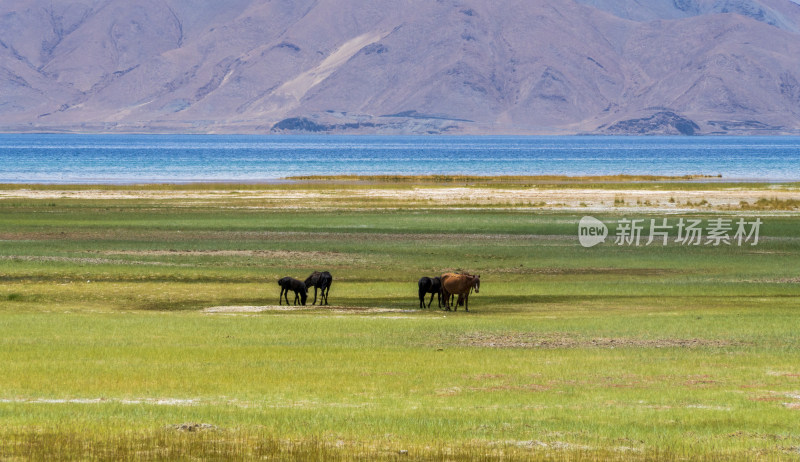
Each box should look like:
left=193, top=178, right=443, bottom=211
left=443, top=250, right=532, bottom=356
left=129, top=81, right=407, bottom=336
left=304, top=271, right=332, bottom=305
left=418, top=276, right=442, bottom=309
left=278, top=277, right=307, bottom=306
left=441, top=273, right=480, bottom=311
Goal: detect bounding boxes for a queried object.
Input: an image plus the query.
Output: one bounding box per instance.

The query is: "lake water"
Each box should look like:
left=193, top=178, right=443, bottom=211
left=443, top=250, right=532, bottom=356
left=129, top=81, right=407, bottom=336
left=1, top=134, right=800, bottom=183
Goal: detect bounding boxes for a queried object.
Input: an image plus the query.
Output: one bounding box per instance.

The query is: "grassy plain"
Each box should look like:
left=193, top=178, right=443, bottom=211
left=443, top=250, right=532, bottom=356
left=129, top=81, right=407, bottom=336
left=1, top=178, right=799, bottom=460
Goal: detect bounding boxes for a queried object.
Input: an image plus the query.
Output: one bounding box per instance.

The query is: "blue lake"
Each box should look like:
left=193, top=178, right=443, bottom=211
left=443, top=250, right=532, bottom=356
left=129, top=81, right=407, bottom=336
left=1, top=134, right=800, bottom=183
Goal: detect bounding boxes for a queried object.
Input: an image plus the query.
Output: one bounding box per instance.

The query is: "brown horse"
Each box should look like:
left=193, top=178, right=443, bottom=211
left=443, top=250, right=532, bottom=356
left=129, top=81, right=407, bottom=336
left=440, top=273, right=480, bottom=311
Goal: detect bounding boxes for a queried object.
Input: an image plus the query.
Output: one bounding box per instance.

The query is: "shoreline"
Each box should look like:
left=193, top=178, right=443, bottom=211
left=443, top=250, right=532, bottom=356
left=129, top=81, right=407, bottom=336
left=1, top=180, right=798, bottom=213
left=2, top=174, right=800, bottom=187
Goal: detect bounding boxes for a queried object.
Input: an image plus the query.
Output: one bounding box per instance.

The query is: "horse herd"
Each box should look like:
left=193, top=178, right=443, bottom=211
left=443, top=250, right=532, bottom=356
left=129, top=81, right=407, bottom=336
left=278, top=271, right=332, bottom=306
left=278, top=271, right=481, bottom=311
left=418, top=273, right=481, bottom=311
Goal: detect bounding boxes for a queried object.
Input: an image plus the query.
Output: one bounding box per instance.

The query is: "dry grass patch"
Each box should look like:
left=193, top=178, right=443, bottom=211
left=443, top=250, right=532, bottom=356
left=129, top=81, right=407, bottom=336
left=288, top=174, right=721, bottom=183
left=456, top=332, right=742, bottom=349
left=739, top=198, right=800, bottom=210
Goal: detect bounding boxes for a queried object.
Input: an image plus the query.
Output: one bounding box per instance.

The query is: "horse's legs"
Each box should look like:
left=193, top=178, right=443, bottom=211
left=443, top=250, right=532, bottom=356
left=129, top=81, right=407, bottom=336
left=442, top=289, right=451, bottom=311
left=427, top=292, right=434, bottom=308
left=457, top=294, right=468, bottom=311
left=311, top=287, right=318, bottom=305
left=323, top=283, right=330, bottom=305
left=419, top=288, right=426, bottom=309
left=282, top=288, right=290, bottom=305
left=280, top=287, right=284, bottom=305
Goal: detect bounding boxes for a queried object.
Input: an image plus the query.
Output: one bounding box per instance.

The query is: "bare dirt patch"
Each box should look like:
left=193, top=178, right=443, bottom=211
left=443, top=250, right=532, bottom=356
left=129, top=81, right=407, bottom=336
left=96, top=249, right=366, bottom=264
left=530, top=267, right=679, bottom=276
left=204, top=305, right=314, bottom=313
left=456, top=332, right=741, bottom=349
left=783, top=393, right=800, bottom=410
left=0, top=255, right=187, bottom=266
left=0, top=397, right=199, bottom=406
left=327, top=306, right=417, bottom=314
left=203, top=305, right=416, bottom=314
left=774, top=278, right=800, bottom=284
left=766, top=371, right=800, bottom=377
left=101, top=249, right=333, bottom=257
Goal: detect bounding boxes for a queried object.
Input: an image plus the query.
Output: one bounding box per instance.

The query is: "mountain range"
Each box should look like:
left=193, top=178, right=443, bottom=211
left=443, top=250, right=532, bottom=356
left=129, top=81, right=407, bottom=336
left=2, top=0, right=800, bottom=135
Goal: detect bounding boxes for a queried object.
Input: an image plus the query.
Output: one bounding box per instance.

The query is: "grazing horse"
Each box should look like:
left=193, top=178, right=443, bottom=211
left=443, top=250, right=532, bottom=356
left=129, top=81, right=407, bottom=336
left=278, top=277, right=307, bottom=306
left=441, top=273, right=480, bottom=311
left=418, top=276, right=442, bottom=309
left=304, top=271, right=333, bottom=305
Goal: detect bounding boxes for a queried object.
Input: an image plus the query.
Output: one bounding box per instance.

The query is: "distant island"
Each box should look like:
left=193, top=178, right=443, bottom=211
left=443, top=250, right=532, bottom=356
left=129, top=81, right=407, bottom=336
left=2, top=0, right=800, bottom=135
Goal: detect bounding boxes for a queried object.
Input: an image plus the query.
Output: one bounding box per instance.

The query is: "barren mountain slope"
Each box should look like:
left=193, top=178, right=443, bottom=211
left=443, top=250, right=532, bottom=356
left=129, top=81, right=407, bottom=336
left=1, top=0, right=799, bottom=134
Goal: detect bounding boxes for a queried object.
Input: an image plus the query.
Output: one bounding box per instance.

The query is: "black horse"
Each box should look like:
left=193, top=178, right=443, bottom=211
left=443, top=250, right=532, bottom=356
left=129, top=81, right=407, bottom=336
left=278, top=277, right=307, bottom=306
left=418, top=276, right=442, bottom=309
left=304, top=271, right=332, bottom=305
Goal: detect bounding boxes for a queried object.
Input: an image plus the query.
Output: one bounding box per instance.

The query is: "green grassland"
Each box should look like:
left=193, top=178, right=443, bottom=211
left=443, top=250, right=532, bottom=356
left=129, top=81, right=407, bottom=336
left=1, top=182, right=799, bottom=460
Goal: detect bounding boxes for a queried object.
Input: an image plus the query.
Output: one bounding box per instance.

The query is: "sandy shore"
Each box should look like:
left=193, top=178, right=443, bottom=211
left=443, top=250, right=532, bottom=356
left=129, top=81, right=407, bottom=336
left=1, top=185, right=799, bottom=211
